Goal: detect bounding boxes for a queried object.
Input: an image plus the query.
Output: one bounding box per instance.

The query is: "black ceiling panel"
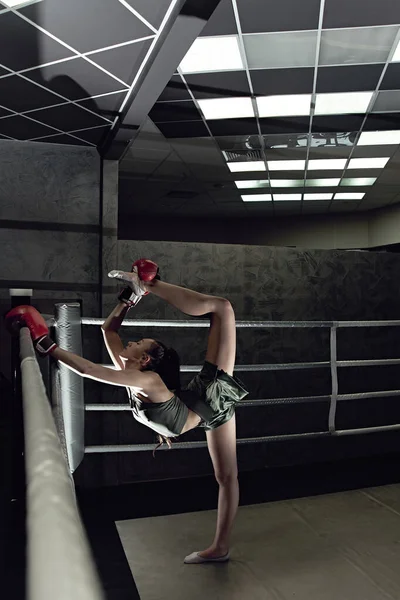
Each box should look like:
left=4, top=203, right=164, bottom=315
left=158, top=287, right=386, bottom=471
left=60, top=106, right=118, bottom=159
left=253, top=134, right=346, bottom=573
left=149, top=101, right=202, bottom=122
left=72, top=125, right=110, bottom=144
left=316, top=64, right=385, bottom=93
left=0, top=10, right=73, bottom=71
left=380, top=64, right=400, bottom=91
left=200, top=0, right=237, bottom=36
left=0, top=114, right=56, bottom=139
left=259, top=117, right=311, bottom=134
left=0, top=75, right=62, bottom=112
left=157, top=75, right=191, bottom=102
left=28, top=103, right=108, bottom=131
left=24, top=57, right=126, bottom=102
left=77, top=91, right=128, bottom=119
left=156, top=121, right=209, bottom=138
left=207, top=118, right=259, bottom=136
left=0, top=105, right=12, bottom=118
left=323, top=0, right=400, bottom=28
left=363, top=113, right=400, bottom=130
left=89, top=38, right=153, bottom=85
left=185, top=71, right=251, bottom=100
left=20, top=0, right=152, bottom=54
left=237, top=0, right=320, bottom=33
left=312, top=115, right=365, bottom=133
left=124, top=0, right=172, bottom=29
left=33, top=133, right=89, bottom=146
left=251, top=68, right=314, bottom=96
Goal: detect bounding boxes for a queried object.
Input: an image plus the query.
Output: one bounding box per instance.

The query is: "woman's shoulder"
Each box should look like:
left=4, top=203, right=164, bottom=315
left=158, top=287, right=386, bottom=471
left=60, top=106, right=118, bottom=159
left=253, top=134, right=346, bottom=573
left=138, top=371, right=175, bottom=404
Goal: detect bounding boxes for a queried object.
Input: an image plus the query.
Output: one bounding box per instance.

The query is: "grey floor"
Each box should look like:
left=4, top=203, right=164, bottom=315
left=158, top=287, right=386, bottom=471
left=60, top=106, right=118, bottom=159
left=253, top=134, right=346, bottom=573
left=116, top=484, right=400, bottom=600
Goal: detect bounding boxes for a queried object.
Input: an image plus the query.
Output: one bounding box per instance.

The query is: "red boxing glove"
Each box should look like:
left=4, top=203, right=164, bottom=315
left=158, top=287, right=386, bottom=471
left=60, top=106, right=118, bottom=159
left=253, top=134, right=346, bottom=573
left=5, top=305, right=57, bottom=356
left=132, top=258, right=160, bottom=283
left=118, top=259, right=160, bottom=307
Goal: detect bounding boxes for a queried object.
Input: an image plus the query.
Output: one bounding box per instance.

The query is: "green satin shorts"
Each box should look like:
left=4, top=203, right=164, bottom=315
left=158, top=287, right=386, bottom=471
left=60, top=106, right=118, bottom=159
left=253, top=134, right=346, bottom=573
left=186, top=361, right=249, bottom=431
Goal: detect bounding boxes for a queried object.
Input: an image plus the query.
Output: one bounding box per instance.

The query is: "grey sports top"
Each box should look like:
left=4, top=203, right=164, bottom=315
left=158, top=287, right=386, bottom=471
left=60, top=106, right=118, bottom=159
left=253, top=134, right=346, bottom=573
left=127, top=387, right=189, bottom=438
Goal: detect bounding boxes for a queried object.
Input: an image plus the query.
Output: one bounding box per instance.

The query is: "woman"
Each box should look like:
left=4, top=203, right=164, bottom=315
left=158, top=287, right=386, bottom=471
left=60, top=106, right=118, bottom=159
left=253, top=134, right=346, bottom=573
left=6, top=260, right=249, bottom=565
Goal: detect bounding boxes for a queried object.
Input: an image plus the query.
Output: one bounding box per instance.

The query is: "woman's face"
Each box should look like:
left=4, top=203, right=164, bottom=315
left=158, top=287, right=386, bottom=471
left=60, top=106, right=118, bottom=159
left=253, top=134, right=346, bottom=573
left=120, top=338, right=156, bottom=363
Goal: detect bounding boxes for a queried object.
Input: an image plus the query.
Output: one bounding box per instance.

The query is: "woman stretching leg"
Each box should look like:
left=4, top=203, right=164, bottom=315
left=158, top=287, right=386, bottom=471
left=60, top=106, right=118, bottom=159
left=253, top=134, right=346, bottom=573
left=144, top=278, right=239, bottom=562
left=6, top=261, right=248, bottom=564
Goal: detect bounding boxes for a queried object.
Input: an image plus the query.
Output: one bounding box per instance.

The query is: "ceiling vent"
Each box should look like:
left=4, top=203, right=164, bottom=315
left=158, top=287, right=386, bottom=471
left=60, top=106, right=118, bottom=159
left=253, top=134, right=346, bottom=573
left=224, top=149, right=263, bottom=162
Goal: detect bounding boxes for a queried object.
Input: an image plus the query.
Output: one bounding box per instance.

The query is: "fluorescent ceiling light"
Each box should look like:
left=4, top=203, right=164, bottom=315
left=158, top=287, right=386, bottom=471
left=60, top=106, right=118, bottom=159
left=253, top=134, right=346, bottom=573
left=241, top=194, right=272, bottom=202
left=256, top=94, right=311, bottom=117
left=341, top=177, right=377, bottom=186
left=227, top=161, right=266, bottom=172
left=334, top=193, right=365, bottom=200
left=273, top=194, right=302, bottom=200
left=1, top=0, right=37, bottom=5
left=315, top=92, right=373, bottom=115
left=270, top=179, right=305, bottom=187
left=304, top=193, right=334, bottom=200
left=392, top=39, right=400, bottom=62
left=308, top=159, right=347, bottom=170
left=268, top=160, right=306, bottom=171
left=358, top=130, right=400, bottom=145
left=348, top=157, right=390, bottom=169
left=179, top=36, right=244, bottom=74
left=235, top=180, right=270, bottom=189
left=198, top=97, right=254, bottom=120
left=306, top=178, right=341, bottom=187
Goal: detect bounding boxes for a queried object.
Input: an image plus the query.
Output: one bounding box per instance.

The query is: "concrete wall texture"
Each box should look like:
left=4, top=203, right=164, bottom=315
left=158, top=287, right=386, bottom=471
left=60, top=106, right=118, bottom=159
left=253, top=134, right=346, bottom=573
left=81, top=240, right=400, bottom=487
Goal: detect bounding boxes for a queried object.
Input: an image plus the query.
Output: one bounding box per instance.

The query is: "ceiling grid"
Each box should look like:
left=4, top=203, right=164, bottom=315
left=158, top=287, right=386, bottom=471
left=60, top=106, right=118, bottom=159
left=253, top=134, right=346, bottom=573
left=147, top=0, right=400, bottom=217
left=0, top=0, right=172, bottom=145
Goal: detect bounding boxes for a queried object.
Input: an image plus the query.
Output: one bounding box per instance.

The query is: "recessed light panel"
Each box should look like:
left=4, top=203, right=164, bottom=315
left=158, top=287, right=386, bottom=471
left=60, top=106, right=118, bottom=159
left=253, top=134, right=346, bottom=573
left=306, top=178, right=341, bottom=187
left=358, top=130, right=400, bottom=145
left=341, top=178, right=377, bottom=186
left=315, top=92, right=373, bottom=115
left=198, top=97, right=254, bottom=120
left=392, top=39, right=400, bottom=62
left=273, top=194, right=302, bottom=200
left=308, top=159, right=347, bottom=170
left=256, top=94, right=311, bottom=117
left=268, top=160, right=306, bottom=171
left=235, top=180, right=270, bottom=189
left=227, top=161, right=266, bottom=172
left=180, top=36, right=244, bottom=74
left=348, top=157, right=390, bottom=169
left=2, top=0, right=40, bottom=5
left=270, top=179, right=305, bottom=188
left=241, top=194, right=272, bottom=202
left=304, top=193, right=334, bottom=200
left=334, top=193, right=365, bottom=200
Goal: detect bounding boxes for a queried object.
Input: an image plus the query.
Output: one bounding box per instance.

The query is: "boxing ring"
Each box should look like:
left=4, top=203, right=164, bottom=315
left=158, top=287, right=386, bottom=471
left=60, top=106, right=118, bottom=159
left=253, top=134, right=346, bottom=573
left=48, top=304, right=400, bottom=472
left=16, top=301, right=400, bottom=598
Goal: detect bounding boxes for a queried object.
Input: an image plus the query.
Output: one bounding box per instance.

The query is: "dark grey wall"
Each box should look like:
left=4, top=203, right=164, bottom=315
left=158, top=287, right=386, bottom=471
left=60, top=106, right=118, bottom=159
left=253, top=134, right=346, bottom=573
left=0, top=140, right=101, bottom=380
left=78, top=240, right=400, bottom=487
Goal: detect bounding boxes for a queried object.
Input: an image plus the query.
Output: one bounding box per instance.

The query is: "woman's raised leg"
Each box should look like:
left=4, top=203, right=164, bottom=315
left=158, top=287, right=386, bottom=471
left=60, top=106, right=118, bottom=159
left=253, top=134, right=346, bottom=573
left=145, top=280, right=236, bottom=375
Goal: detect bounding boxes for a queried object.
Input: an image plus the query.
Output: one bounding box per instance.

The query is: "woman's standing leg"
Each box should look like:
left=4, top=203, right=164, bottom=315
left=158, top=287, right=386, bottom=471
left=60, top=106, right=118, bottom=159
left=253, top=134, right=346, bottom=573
left=203, top=416, right=239, bottom=558
left=145, top=280, right=239, bottom=560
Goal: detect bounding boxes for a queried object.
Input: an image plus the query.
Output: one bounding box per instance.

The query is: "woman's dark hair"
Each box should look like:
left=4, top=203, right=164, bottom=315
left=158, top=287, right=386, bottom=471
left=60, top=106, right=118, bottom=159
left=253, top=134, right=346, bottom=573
left=143, top=340, right=182, bottom=457
left=144, top=340, right=181, bottom=395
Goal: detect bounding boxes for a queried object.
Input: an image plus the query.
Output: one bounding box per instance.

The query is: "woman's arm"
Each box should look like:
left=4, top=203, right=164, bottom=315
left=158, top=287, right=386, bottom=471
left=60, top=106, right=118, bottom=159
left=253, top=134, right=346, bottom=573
left=102, top=302, right=130, bottom=332
left=101, top=302, right=130, bottom=370
left=52, top=346, right=152, bottom=394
